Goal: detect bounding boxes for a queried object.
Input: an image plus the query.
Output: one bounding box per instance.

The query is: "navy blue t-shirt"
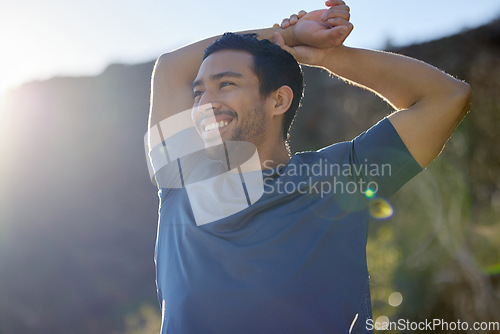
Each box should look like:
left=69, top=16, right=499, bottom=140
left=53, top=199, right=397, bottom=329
left=154, top=118, right=422, bottom=333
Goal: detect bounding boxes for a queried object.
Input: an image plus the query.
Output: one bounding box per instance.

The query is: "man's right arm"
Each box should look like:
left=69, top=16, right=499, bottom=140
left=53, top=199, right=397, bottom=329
left=146, top=4, right=352, bottom=187
left=149, top=3, right=352, bottom=130
left=149, top=27, right=285, bottom=129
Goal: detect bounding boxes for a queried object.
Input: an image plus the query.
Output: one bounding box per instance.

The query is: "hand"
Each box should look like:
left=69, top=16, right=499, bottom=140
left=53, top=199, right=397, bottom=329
left=273, top=10, right=307, bottom=29
left=282, top=1, right=352, bottom=46
left=321, top=0, right=353, bottom=43
left=273, top=1, right=353, bottom=65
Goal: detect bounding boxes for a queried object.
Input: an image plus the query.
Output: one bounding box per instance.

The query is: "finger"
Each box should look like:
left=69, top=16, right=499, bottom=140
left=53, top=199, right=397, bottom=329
left=319, top=23, right=353, bottom=46
left=335, top=24, right=353, bottom=45
left=322, top=7, right=350, bottom=21
left=326, top=17, right=353, bottom=30
left=323, top=10, right=350, bottom=22
left=329, top=4, right=350, bottom=13
left=325, top=0, right=346, bottom=7
left=281, top=18, right=291, bottom=28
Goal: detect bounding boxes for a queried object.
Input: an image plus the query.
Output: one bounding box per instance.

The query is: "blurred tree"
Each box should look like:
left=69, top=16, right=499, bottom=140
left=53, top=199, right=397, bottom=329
left=123, top=303, right=161, bottom=334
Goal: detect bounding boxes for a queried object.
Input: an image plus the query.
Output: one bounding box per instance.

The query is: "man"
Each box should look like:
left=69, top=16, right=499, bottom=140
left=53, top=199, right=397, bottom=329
left=146, top=1, right=471, bottom=332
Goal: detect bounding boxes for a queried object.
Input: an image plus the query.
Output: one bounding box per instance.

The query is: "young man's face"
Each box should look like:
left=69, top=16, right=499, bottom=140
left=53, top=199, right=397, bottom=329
left=191, top=50, right=269, bottom=147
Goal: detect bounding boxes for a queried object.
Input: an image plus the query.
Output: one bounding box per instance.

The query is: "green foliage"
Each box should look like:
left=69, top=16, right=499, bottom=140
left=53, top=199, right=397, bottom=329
left=123, top=304, right=161, bottom=334
left=367, top=135, right=500, bottom=329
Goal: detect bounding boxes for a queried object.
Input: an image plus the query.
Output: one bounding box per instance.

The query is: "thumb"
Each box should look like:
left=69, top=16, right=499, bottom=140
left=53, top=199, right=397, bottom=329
left=316, top=25, right=349, bottom=46
left=273, top=32, right=285, bottom=47
left=273, top=32, right=295, bottom=55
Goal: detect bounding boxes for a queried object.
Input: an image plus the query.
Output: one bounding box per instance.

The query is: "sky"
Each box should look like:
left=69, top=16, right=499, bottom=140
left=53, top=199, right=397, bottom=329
left=1, top=0, right=499, bottom=96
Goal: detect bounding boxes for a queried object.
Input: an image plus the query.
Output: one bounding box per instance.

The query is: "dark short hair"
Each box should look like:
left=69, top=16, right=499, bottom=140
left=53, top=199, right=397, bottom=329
left=203, top=33, right=304, bottom=146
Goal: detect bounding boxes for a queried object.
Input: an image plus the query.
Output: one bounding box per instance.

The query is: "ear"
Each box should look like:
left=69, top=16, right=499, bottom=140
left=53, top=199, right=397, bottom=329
left=269, top=85, right=293, bottom=116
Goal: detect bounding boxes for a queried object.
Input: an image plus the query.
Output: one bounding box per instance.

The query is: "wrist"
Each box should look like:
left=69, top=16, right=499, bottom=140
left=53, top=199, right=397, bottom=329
left=315, top=45, right=350, bottom=68
left=278, top=25, right=300, bottom=47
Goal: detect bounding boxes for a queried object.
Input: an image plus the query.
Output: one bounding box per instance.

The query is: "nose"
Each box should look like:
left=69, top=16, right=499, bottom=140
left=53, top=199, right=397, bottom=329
left=193, top=102, right=213, bottom=119
left=194, top=90, right=222, bottom=118
left=198, top=89, right=221, bottom=109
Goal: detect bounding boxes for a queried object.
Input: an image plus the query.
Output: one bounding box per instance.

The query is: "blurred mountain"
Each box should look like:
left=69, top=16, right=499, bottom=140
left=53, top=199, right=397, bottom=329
left=0, top=62, right=159, bottom=333
left=0, top=18, right=499, bottom=333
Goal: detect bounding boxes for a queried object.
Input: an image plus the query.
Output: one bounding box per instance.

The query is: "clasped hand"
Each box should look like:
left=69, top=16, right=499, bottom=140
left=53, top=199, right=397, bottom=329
left=273, top=0, right=353, bottom=65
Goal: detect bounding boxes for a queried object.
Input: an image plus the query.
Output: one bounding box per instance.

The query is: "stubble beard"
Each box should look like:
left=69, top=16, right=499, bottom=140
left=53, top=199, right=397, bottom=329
left=206, top=103, right=267, bottom=164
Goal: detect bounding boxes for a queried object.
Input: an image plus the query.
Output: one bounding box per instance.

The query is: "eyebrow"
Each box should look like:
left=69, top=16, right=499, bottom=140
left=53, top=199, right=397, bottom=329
left=192, top=71, right=243, bottom=90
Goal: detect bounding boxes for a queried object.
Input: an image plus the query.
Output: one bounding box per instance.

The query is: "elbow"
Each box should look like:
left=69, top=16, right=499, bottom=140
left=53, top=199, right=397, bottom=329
left=151, top=52, right=182, bottom=89
left=455, top=80, right=472, bottom=101
left=156, top=52, right=175, bottom=66
left=456, top=80, right=472, bottom=117
left=442, top=79, right=472, bottom=121
left=154, top=51, right=195, bottom=86
left=154, top=53, right=175, bottom=76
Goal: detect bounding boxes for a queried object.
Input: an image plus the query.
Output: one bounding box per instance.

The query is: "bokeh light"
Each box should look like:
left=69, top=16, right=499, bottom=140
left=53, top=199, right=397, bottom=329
left=375, top=315, right=390, bottom=328
left=388, top=291, right=403, bottom=307
left=365, top=188, right=376, bottom=198
left=369, top=198, right=394, bottom=219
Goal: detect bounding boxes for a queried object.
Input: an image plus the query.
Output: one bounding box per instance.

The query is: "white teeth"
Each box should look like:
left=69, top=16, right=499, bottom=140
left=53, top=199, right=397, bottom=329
left=204, top=121, right=229, bottom=131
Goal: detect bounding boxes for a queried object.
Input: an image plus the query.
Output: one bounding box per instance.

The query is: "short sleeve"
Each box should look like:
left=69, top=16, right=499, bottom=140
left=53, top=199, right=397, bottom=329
left=317, top=117, right=422, bottom=198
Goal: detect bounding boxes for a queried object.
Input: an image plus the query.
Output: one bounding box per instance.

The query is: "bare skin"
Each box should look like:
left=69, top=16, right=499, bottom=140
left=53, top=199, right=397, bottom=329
left=276, top=1, right=471, bottom=168
left=150, top=0, right=471, bottom=170
left=148, top=3, right=352, bottom=169
left=191, top=50, right=288, bottom=164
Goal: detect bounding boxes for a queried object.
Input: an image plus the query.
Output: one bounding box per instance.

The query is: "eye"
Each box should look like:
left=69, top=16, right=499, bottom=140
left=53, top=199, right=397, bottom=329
left=193, top=90, right=203, bottom=100
left=219, top=81, right=234, bottom=89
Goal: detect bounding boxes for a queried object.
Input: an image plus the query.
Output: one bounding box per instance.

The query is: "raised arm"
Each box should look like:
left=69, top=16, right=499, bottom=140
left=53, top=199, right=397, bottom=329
left=149, top=7, right=352, bottom=130
left=277, top=2, right=471, bottom=169
left=149, top=27, right=278, bottom=129
left=322, top=47, right=471, bottom=169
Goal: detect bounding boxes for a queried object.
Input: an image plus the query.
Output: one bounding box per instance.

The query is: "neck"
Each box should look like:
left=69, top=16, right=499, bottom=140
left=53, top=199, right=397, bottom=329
left=258, top=141, right=291, bottom=170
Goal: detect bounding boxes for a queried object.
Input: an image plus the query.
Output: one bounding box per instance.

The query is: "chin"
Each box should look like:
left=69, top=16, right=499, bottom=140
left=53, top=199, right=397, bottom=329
left=205, top=140, right=258, bottom=169
left=204, top=142, right=227, bottom=161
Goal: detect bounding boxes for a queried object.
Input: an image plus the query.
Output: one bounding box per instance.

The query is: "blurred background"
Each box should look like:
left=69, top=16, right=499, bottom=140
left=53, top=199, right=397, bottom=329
left=1, top=0, right=499, bottom=333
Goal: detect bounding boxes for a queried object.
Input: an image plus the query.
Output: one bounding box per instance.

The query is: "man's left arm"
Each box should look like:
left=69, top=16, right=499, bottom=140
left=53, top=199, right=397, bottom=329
left=278, top=3, right=471, bottom=169
left=317, top=46, right=471, bottom=169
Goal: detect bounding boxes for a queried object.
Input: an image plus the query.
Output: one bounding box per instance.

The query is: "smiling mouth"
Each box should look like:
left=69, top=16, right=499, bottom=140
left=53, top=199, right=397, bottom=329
left=204, top=120, right=230, bottom=132
left=198, top=112, right=236, bottom=137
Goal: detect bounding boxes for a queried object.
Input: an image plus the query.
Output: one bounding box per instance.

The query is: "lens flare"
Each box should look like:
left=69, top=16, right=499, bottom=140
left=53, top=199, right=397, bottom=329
left=388, top=291, right=403, bottom=307
left=365, top=188, right=376, bottom=198
left=375, top=315, right=390, bottom=327
left=369, top=198, right=394, bottom=219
